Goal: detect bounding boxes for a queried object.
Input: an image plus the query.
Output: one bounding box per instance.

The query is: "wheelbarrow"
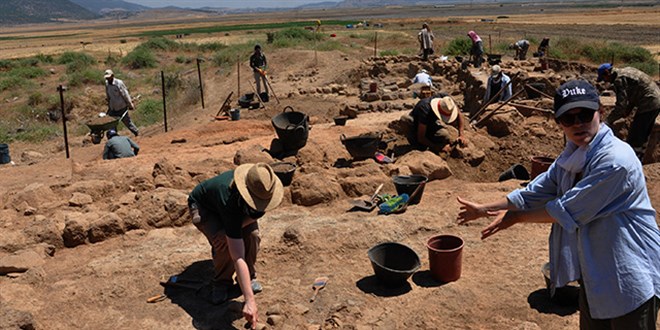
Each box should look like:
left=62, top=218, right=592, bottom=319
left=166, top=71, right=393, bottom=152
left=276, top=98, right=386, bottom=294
left=85, top=111, right=127, bottom=144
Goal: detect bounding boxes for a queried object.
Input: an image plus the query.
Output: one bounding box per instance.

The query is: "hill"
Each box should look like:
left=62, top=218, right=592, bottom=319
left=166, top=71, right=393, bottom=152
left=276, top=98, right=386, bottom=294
left=0, top=0, right=97, bottom=25
left=69, top=0, right=148, bottom=15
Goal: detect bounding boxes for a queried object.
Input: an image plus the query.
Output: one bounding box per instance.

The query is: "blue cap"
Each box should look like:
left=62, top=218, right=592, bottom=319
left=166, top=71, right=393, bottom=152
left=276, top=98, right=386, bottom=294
left=106, top=129, right=118, bottom=139
left=596, top=63, right=612, bottom=82
left=554, top=80, right=600, bottom=118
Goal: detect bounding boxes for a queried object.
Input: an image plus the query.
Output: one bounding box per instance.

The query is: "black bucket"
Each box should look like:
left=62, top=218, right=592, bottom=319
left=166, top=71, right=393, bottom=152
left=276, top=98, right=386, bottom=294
left=271, top=106, right=310, bottom=152
left=368, top=242, right=420, bottom=287
left=0, top=143, right=10, bottom=164
left=340, top=133, right=382, bottom=160
left=270, top=161, right=296, bottom=186
left=525, top=83, right=546, bottom=99
left=259, top=92, right=269, bottom=103
left=392, top=175, right=428, bottom=205
left=498, top=164, right=530, bottom=182
left=238, top=93, right=255, bottom=108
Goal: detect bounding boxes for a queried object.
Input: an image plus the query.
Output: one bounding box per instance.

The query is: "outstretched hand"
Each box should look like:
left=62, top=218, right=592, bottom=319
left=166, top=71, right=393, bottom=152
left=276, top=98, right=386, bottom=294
left=480, top=210, right=516, bottom=240
left=456, top=196, right=489, bottom=224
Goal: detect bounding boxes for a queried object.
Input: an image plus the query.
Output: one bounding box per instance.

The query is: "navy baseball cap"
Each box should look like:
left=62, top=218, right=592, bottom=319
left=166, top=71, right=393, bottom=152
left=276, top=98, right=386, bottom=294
left=596, top=63, right=612, bottom=82
left=554, top=80, right=600, bottom=118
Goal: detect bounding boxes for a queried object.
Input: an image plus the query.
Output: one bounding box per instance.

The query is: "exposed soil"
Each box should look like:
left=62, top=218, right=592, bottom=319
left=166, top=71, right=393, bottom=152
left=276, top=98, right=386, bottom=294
left=1, top=7, right=660, bottom=330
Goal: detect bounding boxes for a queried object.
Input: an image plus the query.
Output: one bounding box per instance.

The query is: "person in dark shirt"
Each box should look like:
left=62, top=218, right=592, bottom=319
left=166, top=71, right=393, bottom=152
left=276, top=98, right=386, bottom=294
left=405, top=94, right=467, bottom=153
left=188, top=163, right=283, bottom=329
left=249, top=44, right=268, bottom=95
left=102, top=129, right=139, bottom=160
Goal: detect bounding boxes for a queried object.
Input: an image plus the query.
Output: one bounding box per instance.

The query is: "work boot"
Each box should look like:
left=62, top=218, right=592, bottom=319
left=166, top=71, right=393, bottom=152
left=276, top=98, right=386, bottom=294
left=251, top=279, right=263, bottom=294
left=210, top=283, right=229, bottom=305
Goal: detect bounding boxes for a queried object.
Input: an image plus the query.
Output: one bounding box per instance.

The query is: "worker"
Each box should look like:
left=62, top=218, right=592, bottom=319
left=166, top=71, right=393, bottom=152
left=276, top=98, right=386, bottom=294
left=104, top=69, right=139, bottom=136
left=457, top=80, right=660, bottom=329
left=411, top=69, right=433, bottom=88
left=102, top=129, right=139, bottom=160
left=418, top=23, right=435, bottom=61
left=535, top=37, right=550, bottom=57
left=467, top=31, right=484, bottom=68
left=598, top=63, right=660, bottom=160
left=249, top=44, right=268, bottom=97
left=509, top=39, right=530, bottom=60
left=403, top=94, right=467, bottom=153
left=483, top=65, right=512, bottom=104
left=188, top=163, right=283, bottom=329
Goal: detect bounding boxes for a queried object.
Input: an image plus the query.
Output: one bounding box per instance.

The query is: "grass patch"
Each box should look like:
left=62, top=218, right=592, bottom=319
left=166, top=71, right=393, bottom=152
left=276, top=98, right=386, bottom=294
left=379, top=49, right=399, bottom=56
left=7, top=66, right=47, bottom=79
left=67, top=68, right=102, bottom=87
left=131, top=20, right=354, bottom=38
left=0, top=119, right=60, bottom=143
left=133, top=98, right=163, bottom=126
left=140, top=37, right=180, bottom=51
left=443, top=37, right=472, bottom=56
left=0, top=75, right=34, bottom=92
left=58, top=51, right=97, bottom=73
left=122, top=46, right=158, bottom=69
left=211, top=43, right=255, bottom=69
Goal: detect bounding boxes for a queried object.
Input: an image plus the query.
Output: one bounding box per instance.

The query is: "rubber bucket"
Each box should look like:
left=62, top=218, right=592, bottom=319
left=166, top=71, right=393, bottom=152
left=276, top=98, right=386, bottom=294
left=340, top=133, right=382, bottom=161
left=271, top=106, right=310, bottom=152
left=269, top=161, right=296, bottom=186
left=333, top=115, right=348, bottom=126
left=498, top=164, right=530, bottom=182
left=530, top=156, right=554, bottom=179
left=229, top=108, right=240, bottom=121
left=427, top=235, right=464, bottom=283
left=392, top=175, right=428, bottom=205
left=0, top=143, right=10, bottom=164
left=368, top=242, right=420, bottom=287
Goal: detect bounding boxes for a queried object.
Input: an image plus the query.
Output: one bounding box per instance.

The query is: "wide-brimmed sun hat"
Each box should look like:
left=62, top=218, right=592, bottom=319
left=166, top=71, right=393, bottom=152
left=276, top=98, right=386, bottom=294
left=490, top=65, right=501, bottom=77
left=104, top=69, right=114, bottom=79
left=234, top=163, right=283, bottom=212
left=430, top=96, right=458, bottom=124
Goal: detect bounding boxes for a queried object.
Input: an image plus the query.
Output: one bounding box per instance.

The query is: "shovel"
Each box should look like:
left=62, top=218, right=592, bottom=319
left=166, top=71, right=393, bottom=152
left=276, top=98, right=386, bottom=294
left=309, top=276, right=329, bottom=302
left=349, top=184, right=383, bottom=211
left=160, top=275, right=206, bottom=292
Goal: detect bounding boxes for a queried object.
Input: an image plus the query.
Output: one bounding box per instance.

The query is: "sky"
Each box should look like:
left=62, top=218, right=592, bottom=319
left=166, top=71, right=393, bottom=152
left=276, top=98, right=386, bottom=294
left=124, top=0, right=338, bottom=9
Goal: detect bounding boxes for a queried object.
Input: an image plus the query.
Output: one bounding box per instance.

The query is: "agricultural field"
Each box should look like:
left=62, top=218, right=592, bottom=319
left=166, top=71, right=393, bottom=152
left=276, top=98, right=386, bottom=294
left=1, top=3, right=659, bottom=329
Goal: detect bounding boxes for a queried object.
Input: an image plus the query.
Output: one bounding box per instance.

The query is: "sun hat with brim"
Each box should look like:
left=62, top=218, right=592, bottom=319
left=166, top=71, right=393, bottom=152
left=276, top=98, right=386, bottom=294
left=104, top=69, right=114, bottom=79
left=553, top=80, right=600, bottom=118
left=234, top=163, right=283, bottom=212
left=596, top=63, right=612, bottom=82
left=430, top=96, right=458, bottom=124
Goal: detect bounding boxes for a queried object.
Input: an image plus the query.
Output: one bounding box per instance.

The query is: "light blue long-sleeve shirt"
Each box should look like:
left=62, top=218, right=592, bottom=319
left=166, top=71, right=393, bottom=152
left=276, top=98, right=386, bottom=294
left=508, top=124, right=660, bottom=319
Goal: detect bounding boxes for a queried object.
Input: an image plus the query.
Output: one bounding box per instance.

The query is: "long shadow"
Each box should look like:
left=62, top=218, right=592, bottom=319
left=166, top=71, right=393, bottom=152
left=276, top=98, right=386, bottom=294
left=527, top=288, right=579, bottom=316
left=356, top=275, right=412, bottom=297
left=162, top=260, right=244, bottom=330
left=411, top=270, right=448, bottom=288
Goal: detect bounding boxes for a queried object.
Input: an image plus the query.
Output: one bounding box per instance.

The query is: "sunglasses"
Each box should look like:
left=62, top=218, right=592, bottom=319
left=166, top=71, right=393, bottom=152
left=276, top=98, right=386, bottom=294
left=556, top=109, right=596, bottom=126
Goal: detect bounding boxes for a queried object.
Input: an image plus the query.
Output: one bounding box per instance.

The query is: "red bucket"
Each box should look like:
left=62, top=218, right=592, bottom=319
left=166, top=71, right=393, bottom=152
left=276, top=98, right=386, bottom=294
left=426, top=235, right=464, bottom=283
left=530, top=156, right=554, bottom=179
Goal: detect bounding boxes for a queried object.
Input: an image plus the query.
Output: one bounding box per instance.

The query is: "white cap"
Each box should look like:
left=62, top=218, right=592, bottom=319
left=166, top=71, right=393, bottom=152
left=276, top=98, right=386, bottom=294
left=104, top=69, right=114, bottom=79
left=490, top=65, right=501, bottom=77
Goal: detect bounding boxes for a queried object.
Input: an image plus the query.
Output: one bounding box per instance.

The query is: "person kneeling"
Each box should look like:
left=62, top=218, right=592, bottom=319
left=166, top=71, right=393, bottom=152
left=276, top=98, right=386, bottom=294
left=102, top=129, right=139, bottom=160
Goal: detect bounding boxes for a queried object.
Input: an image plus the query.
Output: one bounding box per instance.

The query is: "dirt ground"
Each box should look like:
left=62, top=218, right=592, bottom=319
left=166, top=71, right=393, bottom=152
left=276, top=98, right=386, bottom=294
left=1, top=6, right=660, bottom=330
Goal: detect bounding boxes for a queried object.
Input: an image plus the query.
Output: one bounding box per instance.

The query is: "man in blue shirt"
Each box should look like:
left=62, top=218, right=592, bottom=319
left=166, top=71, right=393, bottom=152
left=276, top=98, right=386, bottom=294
left=457, top=80, right=660, bottom=329
left=483, top=65, right=512, bottom=105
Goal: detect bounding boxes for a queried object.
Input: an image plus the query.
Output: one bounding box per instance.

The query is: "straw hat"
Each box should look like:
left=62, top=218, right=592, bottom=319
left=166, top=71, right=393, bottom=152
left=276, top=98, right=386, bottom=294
left=430, top=96, right=458, bottom=124
left=234, top=163, right=283, bottom=212
left=104, top=69, right=114, bottom=79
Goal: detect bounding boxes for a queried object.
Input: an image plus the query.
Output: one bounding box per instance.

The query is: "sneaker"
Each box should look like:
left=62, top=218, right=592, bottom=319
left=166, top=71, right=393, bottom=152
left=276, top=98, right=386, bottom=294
left=251, top=279, right=263, bottom=294
left=210, top=284, right=229, bottom=305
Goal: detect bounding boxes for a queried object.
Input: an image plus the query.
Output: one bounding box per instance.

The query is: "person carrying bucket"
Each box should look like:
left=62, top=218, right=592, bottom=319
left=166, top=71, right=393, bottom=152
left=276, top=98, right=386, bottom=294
left=457, top=80, right=660, bottom=329
left=249, top=44, right=268, bottom=97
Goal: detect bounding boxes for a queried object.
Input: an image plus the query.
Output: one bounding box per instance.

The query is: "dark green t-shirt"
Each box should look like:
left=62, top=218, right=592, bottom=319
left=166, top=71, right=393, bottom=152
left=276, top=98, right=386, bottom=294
left=188, top=170, right=246, bottom=239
